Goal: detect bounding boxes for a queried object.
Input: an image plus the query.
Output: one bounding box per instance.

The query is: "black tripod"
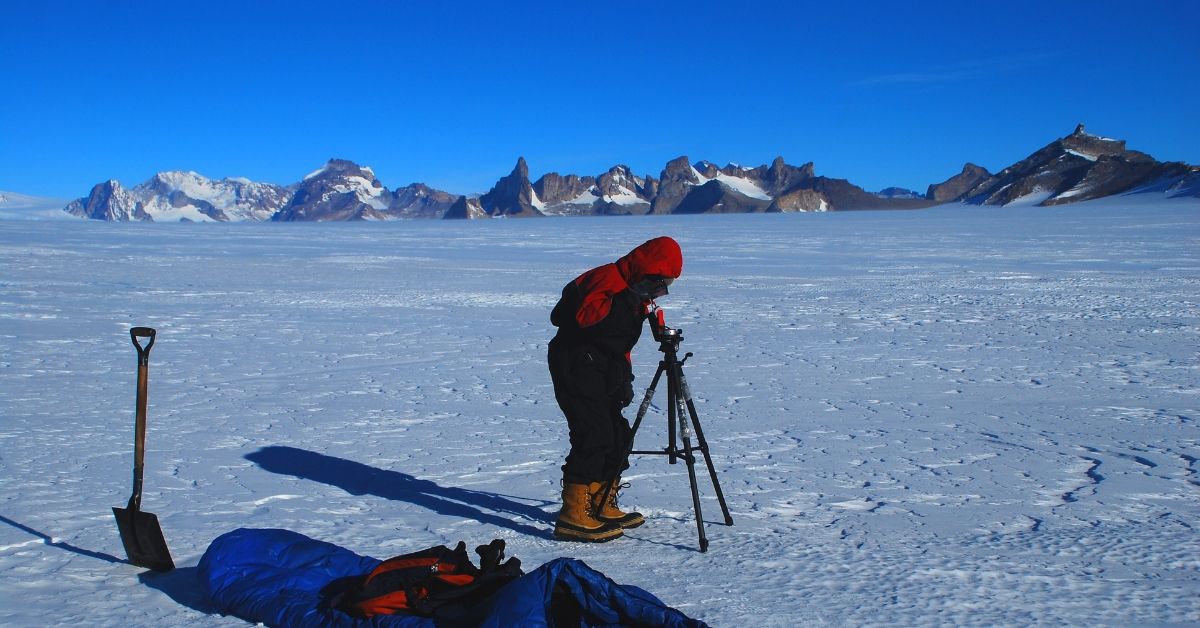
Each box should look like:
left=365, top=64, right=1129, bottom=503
left=602, top=306, right=733, bottom=552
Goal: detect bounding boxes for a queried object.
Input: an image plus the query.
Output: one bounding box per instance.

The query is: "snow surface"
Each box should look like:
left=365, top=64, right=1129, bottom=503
left=530, top=188, right=547, bottom=212
left=1, top=200, right=1199, bottom=626
left=331, top=176, right=389, bottom=211
left=148, top=172, right=271, bottom=220
left=571, top=188, right=600, bottom=205
left=711, top=174, right=771, bottom=200
left=684, top=165, right=772, bottom=201
left=142, top=201, right=220, bottom=223
left=602, top=189, right=646, bottom=206
left=1005, top=189, right=1056, bottom=207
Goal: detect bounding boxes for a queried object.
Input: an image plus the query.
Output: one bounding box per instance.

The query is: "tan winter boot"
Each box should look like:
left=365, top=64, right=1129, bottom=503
left=591, top=479, right=645, bottom=529
left=554, top=483, right=624, bottom=542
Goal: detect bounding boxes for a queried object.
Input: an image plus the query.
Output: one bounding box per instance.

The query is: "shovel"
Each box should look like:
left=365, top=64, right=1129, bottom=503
left=113, top=326, right=175, bottom=572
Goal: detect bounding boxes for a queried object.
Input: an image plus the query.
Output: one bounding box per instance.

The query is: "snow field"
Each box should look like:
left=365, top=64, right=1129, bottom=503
left=0, top=202, right=1197, bottom=625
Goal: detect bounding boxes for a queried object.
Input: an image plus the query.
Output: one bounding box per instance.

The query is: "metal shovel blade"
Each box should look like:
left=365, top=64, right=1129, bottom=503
left=113, top=504, right=174, bottom=572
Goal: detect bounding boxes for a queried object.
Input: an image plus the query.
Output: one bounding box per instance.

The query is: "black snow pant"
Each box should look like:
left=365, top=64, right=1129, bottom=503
left=547, top=337, right=632, bottom=485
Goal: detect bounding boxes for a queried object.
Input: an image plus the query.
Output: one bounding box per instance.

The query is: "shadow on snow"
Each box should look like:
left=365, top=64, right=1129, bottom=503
left=0, top=513, right=125, bottom=565
left=245, top=445, right=554, bottom=538
left=140, top=567, right=225, bottom=616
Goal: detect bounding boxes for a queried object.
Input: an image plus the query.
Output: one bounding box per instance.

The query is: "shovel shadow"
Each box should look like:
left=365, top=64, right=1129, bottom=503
left=245, top=446, right=554, bottom=538
left=0, top=514, right=125, bottom=565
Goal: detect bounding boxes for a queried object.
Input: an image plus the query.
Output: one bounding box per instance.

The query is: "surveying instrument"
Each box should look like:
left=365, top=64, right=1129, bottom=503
left=600, top=303, right=733, bottom=552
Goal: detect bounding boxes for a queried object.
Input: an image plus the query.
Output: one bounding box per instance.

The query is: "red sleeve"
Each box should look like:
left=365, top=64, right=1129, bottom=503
left=573, top=264, right=629, bottom=328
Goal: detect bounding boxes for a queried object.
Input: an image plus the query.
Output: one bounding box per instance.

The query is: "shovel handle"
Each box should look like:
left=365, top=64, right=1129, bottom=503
left=131, top=327, right=155, bottom=366
left=129, top=327, right=156, bottom=510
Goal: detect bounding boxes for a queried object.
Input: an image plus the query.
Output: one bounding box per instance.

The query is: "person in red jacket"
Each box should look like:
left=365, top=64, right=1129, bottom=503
left=548, top=236, right=683, bottom=542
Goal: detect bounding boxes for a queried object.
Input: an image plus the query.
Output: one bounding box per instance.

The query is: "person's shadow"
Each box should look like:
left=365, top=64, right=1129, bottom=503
left=245, top=446, right=554, bottom=538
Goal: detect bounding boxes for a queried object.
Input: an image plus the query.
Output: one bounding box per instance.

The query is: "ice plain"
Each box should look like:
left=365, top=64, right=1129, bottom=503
left=0, top=198, right=1197, bottom=626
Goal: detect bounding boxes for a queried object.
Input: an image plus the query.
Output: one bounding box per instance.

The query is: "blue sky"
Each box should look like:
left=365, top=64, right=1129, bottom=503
left=2, top=0, right=1197, bottom=199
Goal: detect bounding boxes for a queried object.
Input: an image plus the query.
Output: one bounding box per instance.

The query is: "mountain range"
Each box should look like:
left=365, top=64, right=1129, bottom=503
left=56, top=125, right=1200, bottom=222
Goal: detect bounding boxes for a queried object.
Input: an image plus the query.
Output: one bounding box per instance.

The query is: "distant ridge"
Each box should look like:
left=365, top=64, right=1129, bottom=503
left=53, top=125, right=1200, bottom=221
left=0, top=190, right=74, bottom=220
left=933, top=124, right=1200, bottom=206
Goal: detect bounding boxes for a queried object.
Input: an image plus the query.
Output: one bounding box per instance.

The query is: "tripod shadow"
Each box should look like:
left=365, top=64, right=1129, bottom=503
left=245, top=446, right=553, bottom=538
left=0, top=514, right=125, bottom=565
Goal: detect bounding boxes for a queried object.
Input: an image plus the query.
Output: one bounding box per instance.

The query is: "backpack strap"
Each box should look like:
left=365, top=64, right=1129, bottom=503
left=328, top=540, right=523, bottom=619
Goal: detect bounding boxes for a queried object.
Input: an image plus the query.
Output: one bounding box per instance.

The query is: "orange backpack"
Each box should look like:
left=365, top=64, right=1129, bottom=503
left=332, top=539, right=522, bottom=618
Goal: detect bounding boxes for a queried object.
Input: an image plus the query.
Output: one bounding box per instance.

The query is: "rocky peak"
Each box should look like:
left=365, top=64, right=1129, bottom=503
left=794, top=175, right=932, bottom=210
left=875, top=187, right=924, bottom=199
left=1061, top=125, right=1126, bottom=158
left=960, top=163, right=989, bottom=177
left=586, top=165, right=653, bottom=215
left=533, top=172, right=595, bottom=205
left=768, top=187, right=829, bottom=213
left=390, top=183, right=460, bottom=219
left=595, top=165, right=647, bottom=198
left=147, top=170, right=198, bottom=191
left=662, top=156, right=699, bottom=182
left=641, top=175, right=659, bottom=199
left=442, top=195, right=488, bottom=219
left=477, top=157, right=542, bottom=217
left=274, top=158, right=391, bottom=221
left=927, top=163, right=994, bottom=202
left=957, top=125, right=1176, bottom=206
left=767, top=156, right=814, bottom=177
left=65, top=179, right=144, bottom=221
left=695, top=161, right=721, bottom=179
left=651, top=156, right=702, bottom=214
left=673, top=179, right=772, bottom=214
left=305, top=158, right=375, bottom=180
left=762, top=157, right=816, bottom=196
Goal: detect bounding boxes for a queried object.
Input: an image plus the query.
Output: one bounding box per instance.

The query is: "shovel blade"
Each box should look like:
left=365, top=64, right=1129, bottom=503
left=113, top=506, right=174, bottom=572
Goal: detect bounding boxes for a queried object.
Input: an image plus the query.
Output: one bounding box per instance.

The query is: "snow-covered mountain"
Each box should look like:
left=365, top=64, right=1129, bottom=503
left=443, top=125, right=1198, bottom=219
left=273, top=160, right=391, bottom=221
left=44, top=124, right=1200, bottom=222
left=875, top=187, right=925, bottom=200
left=532, top=165, right=658, bottom=217
left=928, top=124, right=1200, bottom=206
left=445, top=154, right=930, bottom=219
left=65, top=173, right=292, bottom=222
left=62, top=160, right=460, bottom=222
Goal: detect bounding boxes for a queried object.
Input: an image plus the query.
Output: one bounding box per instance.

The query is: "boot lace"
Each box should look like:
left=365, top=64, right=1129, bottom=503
left=584, top=487, right=601, bottom=518
left=607, top=482, right=631, bottom=510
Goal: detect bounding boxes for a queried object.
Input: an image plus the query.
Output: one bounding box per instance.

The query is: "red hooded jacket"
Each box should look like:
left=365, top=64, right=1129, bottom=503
left=550, top=237, right=683, bottom=371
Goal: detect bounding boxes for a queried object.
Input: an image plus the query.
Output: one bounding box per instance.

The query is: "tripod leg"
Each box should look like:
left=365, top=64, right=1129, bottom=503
left=670, top=362, right=710, bottom=552
left=685, top=395, right=735, bottom=526
left=628, top=363, right=665, bottom=441
left=666, top=365, right=678, bottom=464
left=675, top=369, right=734, bottom=526
left=680, top=431, right=709, bottom=552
